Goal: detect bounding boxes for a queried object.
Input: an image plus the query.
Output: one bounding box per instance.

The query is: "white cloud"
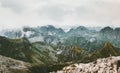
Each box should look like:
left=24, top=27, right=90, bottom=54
left=0, top=0, right=120, bottom=30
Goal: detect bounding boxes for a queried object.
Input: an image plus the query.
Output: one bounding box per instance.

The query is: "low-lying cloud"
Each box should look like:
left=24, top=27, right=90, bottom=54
left=0, top=0, right=120, bottom=29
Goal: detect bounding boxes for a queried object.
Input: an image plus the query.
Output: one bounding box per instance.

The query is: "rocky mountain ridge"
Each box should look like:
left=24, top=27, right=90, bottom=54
left=51, top=56, right=120, bottom=73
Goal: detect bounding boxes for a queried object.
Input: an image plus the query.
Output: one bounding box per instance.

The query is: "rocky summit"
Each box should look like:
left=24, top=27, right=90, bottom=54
left=51, top=56, right=120, bottom=73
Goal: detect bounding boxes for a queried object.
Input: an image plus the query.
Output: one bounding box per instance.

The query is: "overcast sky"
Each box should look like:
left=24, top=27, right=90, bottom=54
left=0, top=0, right=120, bottom=29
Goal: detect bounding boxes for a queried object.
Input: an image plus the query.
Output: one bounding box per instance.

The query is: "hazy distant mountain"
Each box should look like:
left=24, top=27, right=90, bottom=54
left=1, top=25, right=120, bottom=50
left=67, top=26, right=90, bottom=37
left=115, top=28, right=120, bottom=40
left=100, top=26, right=114, bottom=40
left=100, top=26, right=120, bottom=40
left=23, top=25, right=65, bottom=37
left=87, top=27, right=102, bottom=31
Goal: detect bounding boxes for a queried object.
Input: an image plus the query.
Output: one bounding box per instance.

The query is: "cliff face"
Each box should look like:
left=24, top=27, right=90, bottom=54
left=51, top=56, right=120, bottom=73
left=0, top=55, right=32, bottom=73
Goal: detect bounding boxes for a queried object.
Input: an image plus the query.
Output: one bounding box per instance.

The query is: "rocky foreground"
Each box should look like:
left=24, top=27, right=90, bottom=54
left=0, top=55, right=31, bottom=73
left=51, top=56, right=120, bottom=73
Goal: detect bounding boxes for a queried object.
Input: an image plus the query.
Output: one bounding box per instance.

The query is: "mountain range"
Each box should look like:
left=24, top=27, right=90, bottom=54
left=0, top=25, right=120, bottom=73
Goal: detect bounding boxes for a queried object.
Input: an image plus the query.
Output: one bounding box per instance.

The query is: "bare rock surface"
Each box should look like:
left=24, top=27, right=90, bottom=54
left=0, top=55, right=31, bottom=73
left=51, top=56, right=120, bottom=73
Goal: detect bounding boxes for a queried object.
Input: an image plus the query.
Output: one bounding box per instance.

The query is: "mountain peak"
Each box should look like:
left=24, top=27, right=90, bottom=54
left=76, top=26, right=88, bottom=30
left=96, top=42, right=120, bottom=58
left=100, top=26, right=113, bottom=32
left=103, top=42, right=114, bottom=49
left=81, top=42, right=120, bottom=63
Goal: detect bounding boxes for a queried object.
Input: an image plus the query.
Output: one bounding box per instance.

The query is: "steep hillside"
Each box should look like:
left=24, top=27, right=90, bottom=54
left=92, top=42, right=120, bottom=58
left=57, top=45, right=88, bottom=62
left=0, top=36, right=43, bottom=64
left=32, top=41, right=58, bottom=64
left=82, top=42, right=120, bottom=63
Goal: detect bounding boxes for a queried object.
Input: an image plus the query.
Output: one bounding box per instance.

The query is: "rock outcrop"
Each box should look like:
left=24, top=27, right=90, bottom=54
left=51, top=56, right=120, bottom=73
left=0, top=55, right=31, bottom=73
